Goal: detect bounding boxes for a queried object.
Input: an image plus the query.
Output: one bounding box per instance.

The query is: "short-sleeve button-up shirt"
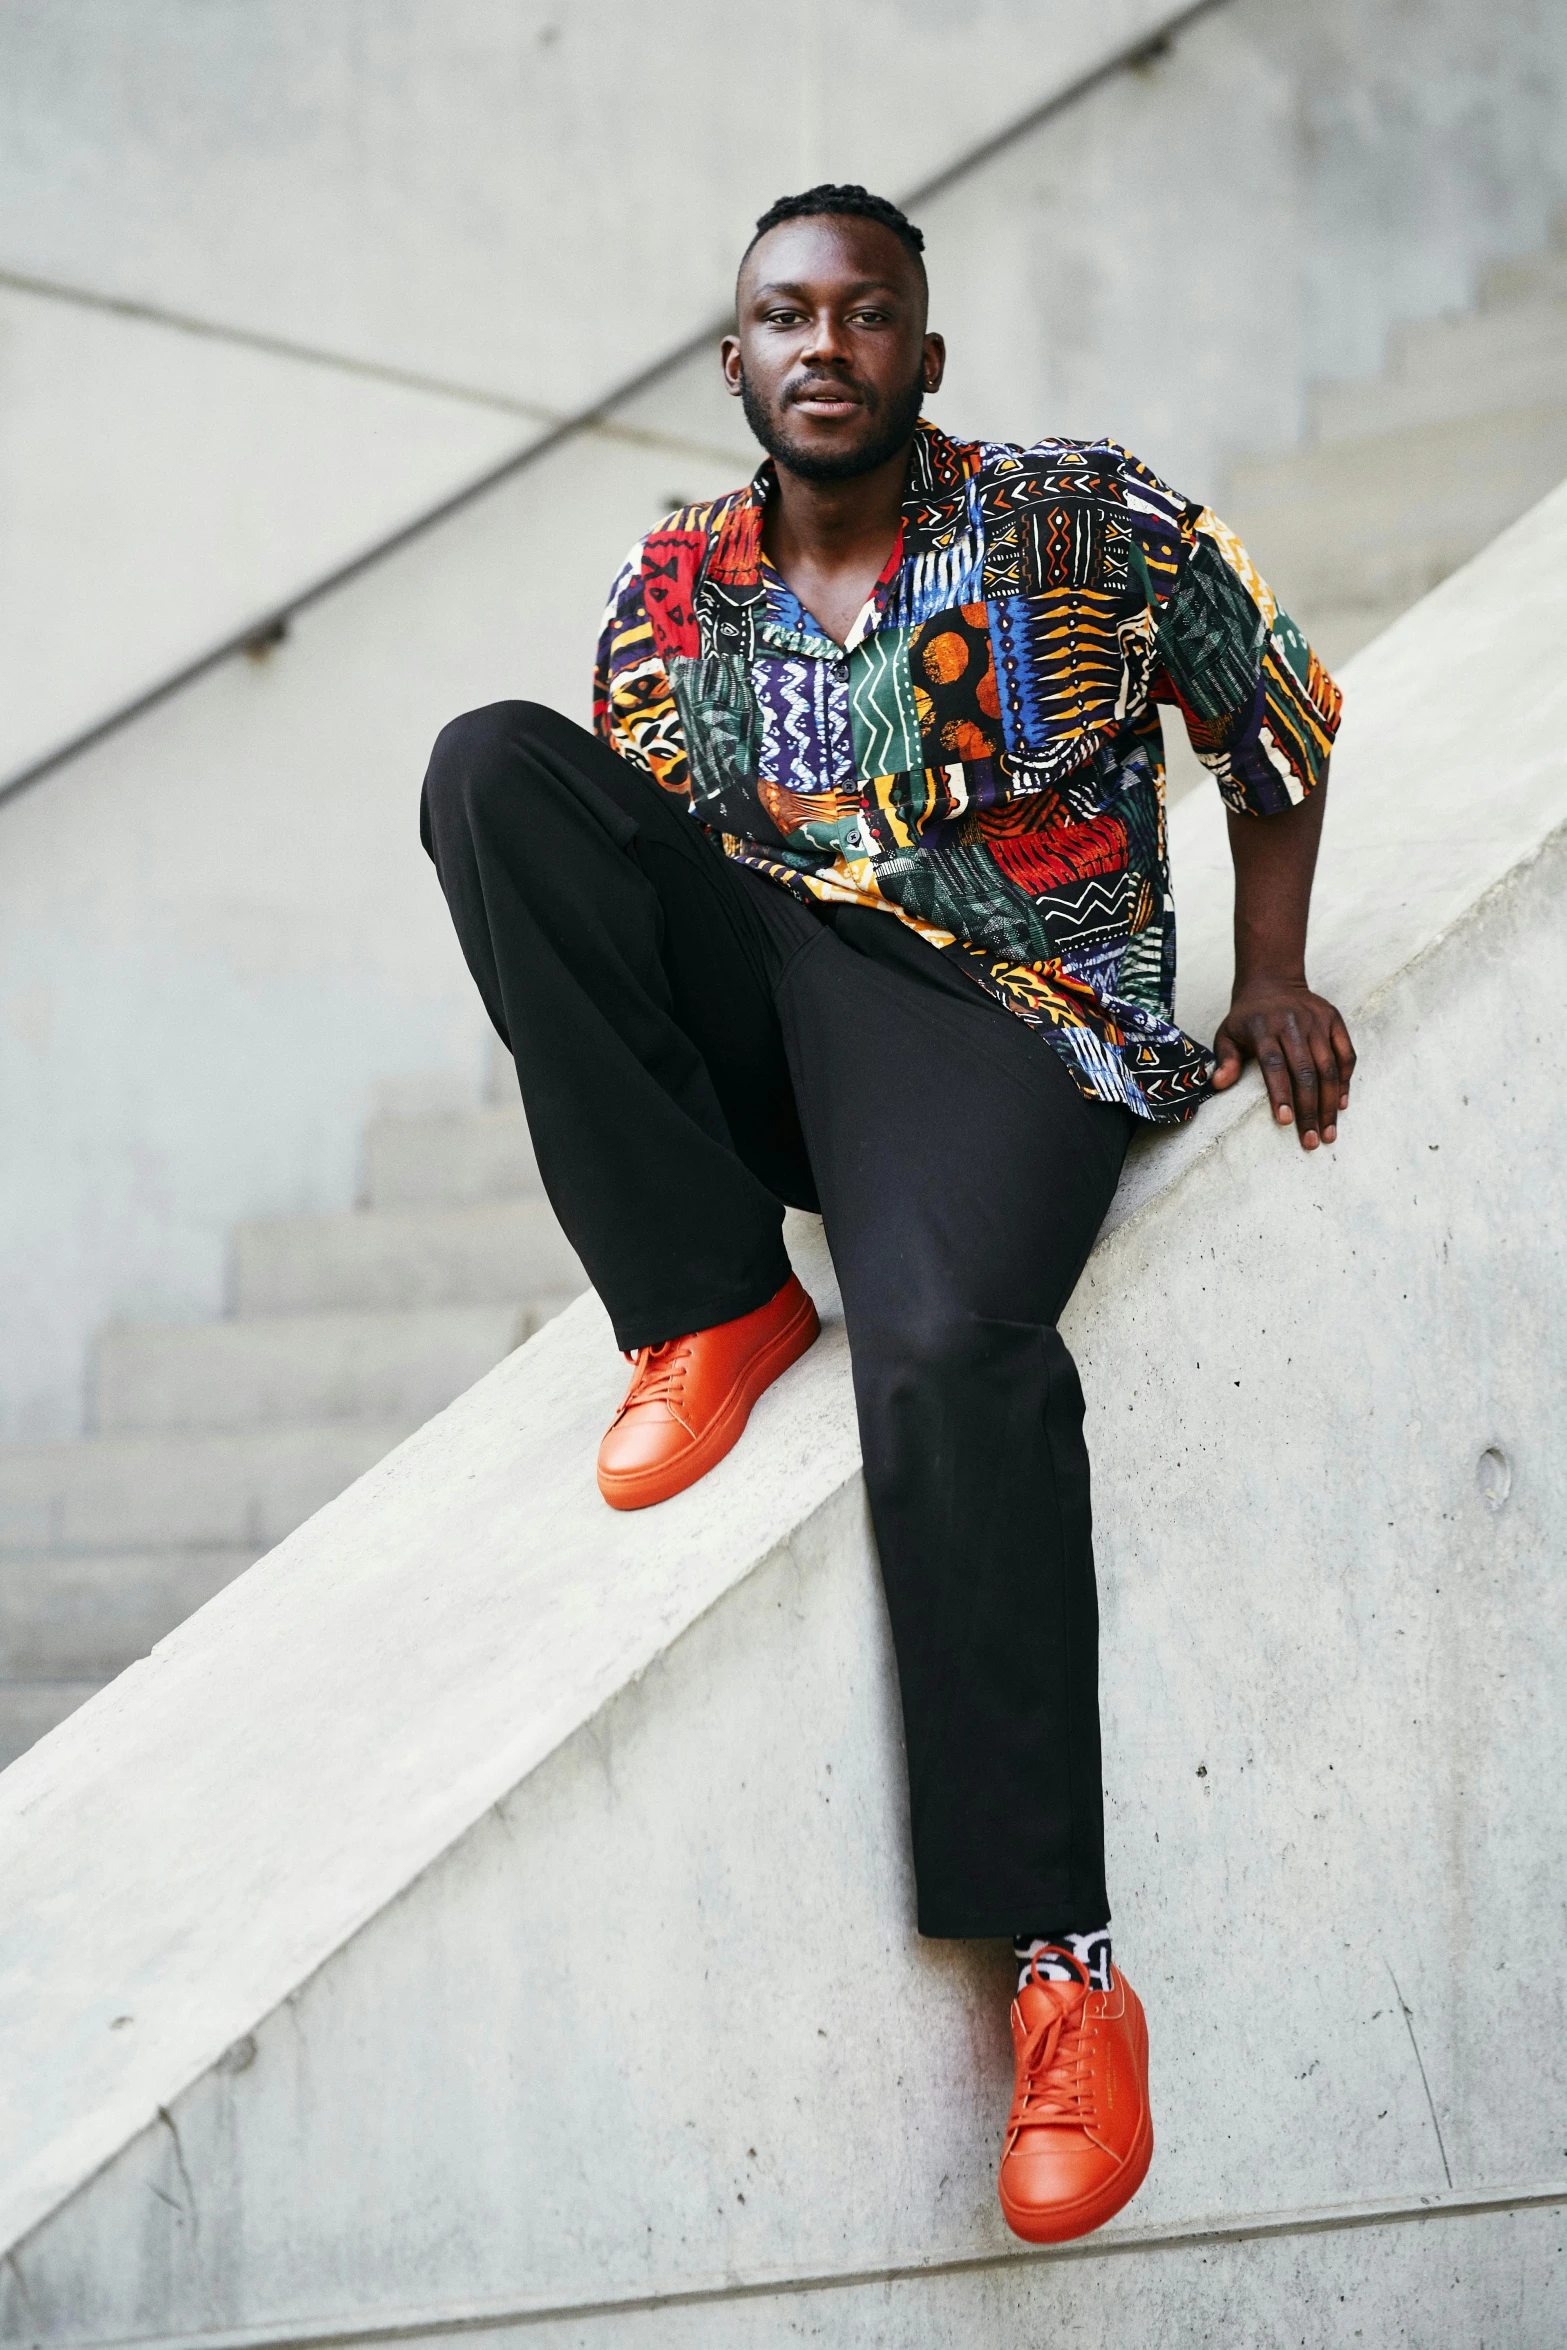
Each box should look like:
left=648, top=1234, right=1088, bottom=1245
left=594, top=420, right=1342, bottom=1123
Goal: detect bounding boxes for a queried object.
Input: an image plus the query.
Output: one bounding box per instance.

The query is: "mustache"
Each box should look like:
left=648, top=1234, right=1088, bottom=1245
left=786, top=374, right=873, bottom=409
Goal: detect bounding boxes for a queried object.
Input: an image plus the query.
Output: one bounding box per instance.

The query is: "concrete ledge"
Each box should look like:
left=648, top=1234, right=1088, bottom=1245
left=1, top=482, right=1565, bottom=2343
left=78, top=2178, right=1567, bottom=2349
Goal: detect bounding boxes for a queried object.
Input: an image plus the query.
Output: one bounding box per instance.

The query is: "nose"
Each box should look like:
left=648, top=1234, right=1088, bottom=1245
left=799, top=306, right=852, bottom=369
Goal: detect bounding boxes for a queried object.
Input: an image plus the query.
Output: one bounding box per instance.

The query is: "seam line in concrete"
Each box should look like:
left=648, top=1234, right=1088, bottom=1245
left=0, top=0, right=1230, bottom=811
left=0, top=266, right=751, bottom=475
left=0, top=267, right=563, bottom=422
left=54, top=2177, right=1567, bottom=2348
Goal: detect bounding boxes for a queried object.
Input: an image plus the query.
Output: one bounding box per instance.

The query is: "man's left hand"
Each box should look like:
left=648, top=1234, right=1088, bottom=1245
left=1211, top=976, right=1355, bottom=1150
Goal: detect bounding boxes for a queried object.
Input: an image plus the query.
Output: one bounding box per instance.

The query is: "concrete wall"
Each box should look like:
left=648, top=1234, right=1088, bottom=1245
left=5, top=0, right=1566, bottom=777
left=926, top=0, right=1567, bottom=491
left=4, top=0, right=1567, bottom=1441
left=0, top=414, right=748, bottom=1442
left=0, top=0, right=1180, bottom=411
left=0, top=281, right=539, bottom=783
left=0, top=483, right=1563, bottom=2345
left=0, top=0, right=1178, bottom=780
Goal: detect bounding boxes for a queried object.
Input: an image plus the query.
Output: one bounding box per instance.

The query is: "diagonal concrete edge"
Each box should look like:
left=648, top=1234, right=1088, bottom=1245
left=1, top=474, right=1564, bottom=2262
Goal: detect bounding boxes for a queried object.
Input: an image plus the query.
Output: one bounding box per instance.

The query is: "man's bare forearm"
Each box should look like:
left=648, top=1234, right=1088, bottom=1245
left=1211, top=771, right=1356, bottom=1149
left=1228, top=773, right=1328, bottom=986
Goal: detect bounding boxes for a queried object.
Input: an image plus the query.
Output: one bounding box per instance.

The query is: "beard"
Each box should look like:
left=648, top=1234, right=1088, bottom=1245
left=739, top=360, right=927, bottom=482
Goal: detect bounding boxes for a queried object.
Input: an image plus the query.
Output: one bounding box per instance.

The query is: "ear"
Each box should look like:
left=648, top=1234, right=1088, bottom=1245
left=720, top=334, right=744, bottom=398
left=922, top=332, right=946, bottom=395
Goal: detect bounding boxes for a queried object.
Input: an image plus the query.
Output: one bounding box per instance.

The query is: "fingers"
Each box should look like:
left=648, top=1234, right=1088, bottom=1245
left=1309, top=1023, right=1342, bottom=1143
left=1253, top=1031, right=1298, bottom=1131
left=1221, top=991, right=1353, bottom=1146
left=1216, top=995, right=1357, bottom=1148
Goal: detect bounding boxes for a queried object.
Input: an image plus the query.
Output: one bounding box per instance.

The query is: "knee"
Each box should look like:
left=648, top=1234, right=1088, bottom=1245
left=421, top=700, right=560, bottom=836
left=856, top=1306, right=1074, bottom=1409
left=854, top=1307, right=989, bottom=1398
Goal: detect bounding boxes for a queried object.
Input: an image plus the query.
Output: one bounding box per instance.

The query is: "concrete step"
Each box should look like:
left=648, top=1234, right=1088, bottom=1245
left=0, top=1546, right=255, bottom=1678
left=363, top=1104, right=542, bottom=1211
left=1393, top=291, right=1567, bottom=376
left=0, top=1420, right=412, bottom=1555
left=91, top=1302, right=550, bottom=1434
left=0, top=1682, right=103, bottom=1772
left=1479, top=248, right=1567, bottom=312
left=1229, top=404, right=1567, bottom=610
left=234, top=1198, right=587, bottom=1315
left=1287, top=599, right=1409, bottom=673
left=1316, top=306, right=1567, bottom=444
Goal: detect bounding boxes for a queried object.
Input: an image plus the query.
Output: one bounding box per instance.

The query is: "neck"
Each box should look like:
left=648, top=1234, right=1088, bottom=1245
left=763, top=438, right=914, bottom=575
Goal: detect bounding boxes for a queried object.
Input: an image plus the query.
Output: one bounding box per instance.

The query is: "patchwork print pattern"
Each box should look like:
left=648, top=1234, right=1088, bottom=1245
left=849, top=628, right=925, bottom=780
left=593, top=420, right=1342, bottom=1123
left=753, top=653, right=845, bottom=799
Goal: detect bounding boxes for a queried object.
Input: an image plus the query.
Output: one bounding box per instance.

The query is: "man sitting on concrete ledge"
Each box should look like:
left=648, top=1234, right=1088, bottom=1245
left=420, top=182, right=1353, bottom=2246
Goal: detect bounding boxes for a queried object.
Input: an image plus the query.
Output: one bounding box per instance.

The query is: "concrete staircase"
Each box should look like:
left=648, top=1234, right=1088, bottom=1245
left=0, top=1081, right=585, bottom=1767
left=1227, top=215, right=1567, bottom=669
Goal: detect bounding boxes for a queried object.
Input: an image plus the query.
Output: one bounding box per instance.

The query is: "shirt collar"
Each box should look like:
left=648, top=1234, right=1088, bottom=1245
left=744, top=419, right=966, bottom=644
left=746, top=417, right=963, bottom=536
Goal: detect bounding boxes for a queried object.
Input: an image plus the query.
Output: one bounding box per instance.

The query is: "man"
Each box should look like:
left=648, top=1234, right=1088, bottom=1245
left=421, top=183, right=1353, bottom=2244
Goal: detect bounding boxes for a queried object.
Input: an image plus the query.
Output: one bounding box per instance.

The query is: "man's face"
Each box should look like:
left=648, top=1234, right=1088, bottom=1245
left=722, top=215, right=945, bottom=483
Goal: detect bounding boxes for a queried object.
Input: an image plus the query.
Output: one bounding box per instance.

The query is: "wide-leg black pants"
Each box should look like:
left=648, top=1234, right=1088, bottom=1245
left=421, top=702, right=1133, bottom=1938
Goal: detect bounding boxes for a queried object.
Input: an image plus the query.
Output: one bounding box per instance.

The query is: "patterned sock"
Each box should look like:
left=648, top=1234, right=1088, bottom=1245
left=1013, top=1926, right=1112, bottom=1994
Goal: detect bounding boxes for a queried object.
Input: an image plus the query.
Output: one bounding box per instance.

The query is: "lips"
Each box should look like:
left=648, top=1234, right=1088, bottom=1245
left=789, top=382, right=863, bottom=415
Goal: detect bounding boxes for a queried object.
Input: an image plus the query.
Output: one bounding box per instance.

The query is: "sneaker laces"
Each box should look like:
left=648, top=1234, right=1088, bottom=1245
left=619, top=1338, right=691, bottom=1412
left=1007, top=1954, right=1092, bottom=2141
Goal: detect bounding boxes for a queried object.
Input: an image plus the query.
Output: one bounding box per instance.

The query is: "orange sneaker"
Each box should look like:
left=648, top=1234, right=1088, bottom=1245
left=596, top=1274, right=819, bottom=1511
left=997, top=1951, right=1154, bottom=2244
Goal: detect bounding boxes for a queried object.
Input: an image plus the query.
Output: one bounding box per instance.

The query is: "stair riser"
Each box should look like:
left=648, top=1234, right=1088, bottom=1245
left=1242, top=524, right=1508, bottom=614
left=364, top=1107, right=543, bottom=1211
left=1284, top=602, right=1408, bottom=671
left=1480, top=252, right=1567, bottom=311
left=0, top=1548, right=255, bottom=1678
left=1231, top=407, right=1567, bottom=510
left=1316, top=348, right=1567, bottom=445
left=1230, top=416, right=1567, bottom=608
left=235, top=1203, right=587, bottom=1315
left=0, top=1423, right=410, bottom=1554
left=1393, top=298, right=1567, bottom=377
left=93, top=1304, right=541, bottom=1434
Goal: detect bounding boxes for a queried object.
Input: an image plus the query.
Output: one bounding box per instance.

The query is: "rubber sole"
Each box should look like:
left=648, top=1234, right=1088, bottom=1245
left=597, top=1288, right=820, bottom=1511
left=998, top=2103, right=1154, bottom=2244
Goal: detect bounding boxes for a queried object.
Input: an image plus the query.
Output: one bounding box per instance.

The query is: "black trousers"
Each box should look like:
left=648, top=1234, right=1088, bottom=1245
left=421, top=703, right=1133, bottom=1938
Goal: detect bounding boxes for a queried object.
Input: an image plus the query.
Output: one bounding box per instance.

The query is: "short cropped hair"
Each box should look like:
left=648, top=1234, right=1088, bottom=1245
left=742, top=183, right=926, bottom=277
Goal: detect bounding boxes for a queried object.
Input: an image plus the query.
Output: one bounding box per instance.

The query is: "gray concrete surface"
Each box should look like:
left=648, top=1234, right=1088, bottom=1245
left=0, top=476, right=1562, bottom=2344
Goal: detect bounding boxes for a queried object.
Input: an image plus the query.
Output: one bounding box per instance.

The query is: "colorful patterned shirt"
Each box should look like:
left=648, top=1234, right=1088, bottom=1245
left=594, top=420, right=1341, bottom=1122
